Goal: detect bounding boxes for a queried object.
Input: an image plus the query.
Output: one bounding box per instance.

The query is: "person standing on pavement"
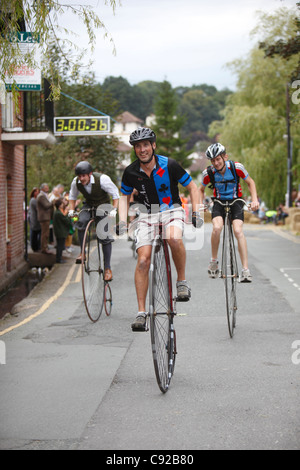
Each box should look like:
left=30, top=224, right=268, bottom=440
left=68, top=161, right=120, bottom=281
left=28, top=187, right=41, bottom=252
left=199, top=143, right=259, bottom=282
left=36, top=183, right=54, bottom=254
left=53, top=198, right=72, bottom=264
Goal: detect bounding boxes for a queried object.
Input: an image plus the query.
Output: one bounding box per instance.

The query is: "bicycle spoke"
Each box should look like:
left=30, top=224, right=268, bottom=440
left=82, top=220, right=105, bottom=322
left=151, top=314, right=172, bottom=390
left=223, top=219, right=238, bottom=337
left=104, top=282, right=112, bottom=316
left=149, top=237, right=175, bottom=393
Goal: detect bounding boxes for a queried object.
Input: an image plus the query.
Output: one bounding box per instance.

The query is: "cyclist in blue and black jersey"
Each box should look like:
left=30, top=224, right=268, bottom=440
left=119, top=127, right=202, bottom=331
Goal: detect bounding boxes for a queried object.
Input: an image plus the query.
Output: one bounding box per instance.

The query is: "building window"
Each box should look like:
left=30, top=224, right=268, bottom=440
left=2, top=92, right=14, bottom=130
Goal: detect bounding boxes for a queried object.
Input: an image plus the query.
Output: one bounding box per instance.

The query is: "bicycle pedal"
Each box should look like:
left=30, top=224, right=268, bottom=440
left=131, top=326, right=147, bottom=332
left=175, top=296, right=190, bottom=303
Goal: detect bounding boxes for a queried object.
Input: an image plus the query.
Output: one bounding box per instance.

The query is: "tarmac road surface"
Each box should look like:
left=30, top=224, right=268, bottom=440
left=0, top=223, right=299, bottom=451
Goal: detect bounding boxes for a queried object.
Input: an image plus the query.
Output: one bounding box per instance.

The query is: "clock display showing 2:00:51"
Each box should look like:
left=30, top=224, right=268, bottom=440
left=54, top=116, right=110, bottom=136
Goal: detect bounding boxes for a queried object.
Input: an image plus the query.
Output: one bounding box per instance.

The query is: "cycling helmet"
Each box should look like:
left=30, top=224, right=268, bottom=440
left=129, top=127, right=156, bottom=146
left=206, top=143, right=226, bottom=160
left=75, top=161, right=93, bottom=175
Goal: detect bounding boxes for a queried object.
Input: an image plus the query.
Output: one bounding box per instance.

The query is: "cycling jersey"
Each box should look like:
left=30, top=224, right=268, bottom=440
left=202, top=161, right=248, bottom=200
left=121, top=154, right=192, bottom=214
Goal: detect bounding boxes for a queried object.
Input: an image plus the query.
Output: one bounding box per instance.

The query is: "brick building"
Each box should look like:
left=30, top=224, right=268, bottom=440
left=0, top=88, right=55, bottom=293
left=0, top=93, right=27, bottom=292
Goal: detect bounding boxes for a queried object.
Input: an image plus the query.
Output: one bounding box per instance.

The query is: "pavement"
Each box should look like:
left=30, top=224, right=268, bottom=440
left=0, top=223, right=299, bottom=451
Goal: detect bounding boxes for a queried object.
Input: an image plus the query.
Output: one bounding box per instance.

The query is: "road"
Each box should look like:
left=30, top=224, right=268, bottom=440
left=0, top=223, right=299, bottom=451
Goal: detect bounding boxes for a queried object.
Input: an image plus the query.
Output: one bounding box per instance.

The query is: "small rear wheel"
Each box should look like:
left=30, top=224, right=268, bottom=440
left=104, top=282, right=112, bottom=316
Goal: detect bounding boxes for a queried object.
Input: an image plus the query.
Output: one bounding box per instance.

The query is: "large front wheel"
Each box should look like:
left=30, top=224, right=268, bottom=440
left=222, top=217, right=238, bottom=338
left=149, top=236, right=176, bottom=393
left=82, top=219, right=105, bottom=323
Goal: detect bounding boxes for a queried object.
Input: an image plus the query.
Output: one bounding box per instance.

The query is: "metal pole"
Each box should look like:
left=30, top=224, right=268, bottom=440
left=24, top=92, right=28, bottom=261
left=286, top=83, right=293, bottom=207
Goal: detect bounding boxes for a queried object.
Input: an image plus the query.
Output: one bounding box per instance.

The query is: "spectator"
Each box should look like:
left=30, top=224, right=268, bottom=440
left=292, top=188, right=298, bottom=206
left=276, top=202, right=289, bottom=225
left=28, top=187, right=41, bottom=252
left=49, top=184, right=65, bottom=203
left=62, top=191, right=79, bottom=253
left=37, top=183, right=54, bottom=254
left=49, top=184, right=65, bottom=245
left=53, top=198, right=72, bottom=264
left=258, top=200, right=268, bottom=224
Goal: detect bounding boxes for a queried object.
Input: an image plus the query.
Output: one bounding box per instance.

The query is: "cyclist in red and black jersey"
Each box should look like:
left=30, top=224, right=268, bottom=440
left=199, top=143, right=259, bottom=283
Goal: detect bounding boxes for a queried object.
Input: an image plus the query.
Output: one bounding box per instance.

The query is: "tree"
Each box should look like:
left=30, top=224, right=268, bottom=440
left=209, top=7, right=299, bottom=208
left=132, top=81, right=161, bottom=121
left=27, top=132, right=121, bottom=192
left=258, top=2, right=300, bottom=81
left=0, top=0, right=119, bottom=99
left=152, top=81, right=188, bottom=166
left=102, top=76, right=135, bottom=115
left=55, top=72, right=119, bottom=118
left=179, top=89, right=221, bottom=134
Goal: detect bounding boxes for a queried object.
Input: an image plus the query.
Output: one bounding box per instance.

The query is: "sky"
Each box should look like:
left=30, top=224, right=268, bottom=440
left=58, top=0, right=297, bottom=91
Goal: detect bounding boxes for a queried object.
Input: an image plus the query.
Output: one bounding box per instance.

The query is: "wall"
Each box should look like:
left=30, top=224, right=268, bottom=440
left=0, top=95, right=27, bottom=291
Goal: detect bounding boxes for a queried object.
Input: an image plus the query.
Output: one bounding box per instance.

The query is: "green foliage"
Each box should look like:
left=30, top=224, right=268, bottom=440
left=27, top=133, right=121, bottom=193
left=178, top=86, right=231, bottom=134
left=55, top=73, right=119, bottom=118
left=101, top=77, right=232, bottom=139
left=152, top=81, right=189, bottom=166
left=102, top=77, right=162, bottom=121
left=0, top=0, right=119, bottom=100
left=27, top=73, right=122, bottom=192
left=257, top=4, right=300, bottom=81
left=210, top=7, right=300, bottom=208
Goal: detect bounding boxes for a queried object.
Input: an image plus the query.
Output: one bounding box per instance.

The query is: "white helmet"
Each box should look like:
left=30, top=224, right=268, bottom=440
left=206, top=143, right=226, bottom=160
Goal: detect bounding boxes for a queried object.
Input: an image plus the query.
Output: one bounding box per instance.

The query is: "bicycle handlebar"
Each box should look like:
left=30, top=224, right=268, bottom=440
left=212, top=198, right=251, bottom=210
left=68, top=207, right=113, bottom=218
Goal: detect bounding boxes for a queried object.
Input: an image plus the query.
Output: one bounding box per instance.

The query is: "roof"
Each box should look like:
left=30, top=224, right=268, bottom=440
left=117, top=142, right=132, bottom=152
left=116, top=111, right=143, bottom=124
left=187, top=152, right=207, bottom=173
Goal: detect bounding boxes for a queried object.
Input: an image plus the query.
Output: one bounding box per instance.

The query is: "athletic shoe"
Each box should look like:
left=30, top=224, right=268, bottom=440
left=176, top=281, right=191, bottom=301
left=131, top=314, right=147, bottom=331
left=208, top=260, right=219, bottom=279
left=240, top=268, right=253, bottom=283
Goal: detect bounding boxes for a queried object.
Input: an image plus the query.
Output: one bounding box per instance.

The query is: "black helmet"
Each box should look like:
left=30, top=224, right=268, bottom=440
left=75, top=161, right=93, bottom=175
left=206, top=143, right=226, bottom=160
left=129, top=127, right=156, bottom=146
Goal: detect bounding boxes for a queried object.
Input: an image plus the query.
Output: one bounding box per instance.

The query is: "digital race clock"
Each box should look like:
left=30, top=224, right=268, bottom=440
left=54, top=116, right=110, bottom=136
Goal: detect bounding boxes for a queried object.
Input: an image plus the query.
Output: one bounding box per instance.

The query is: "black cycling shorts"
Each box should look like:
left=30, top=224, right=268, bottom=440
left=212, top=199, right=245, bottom=222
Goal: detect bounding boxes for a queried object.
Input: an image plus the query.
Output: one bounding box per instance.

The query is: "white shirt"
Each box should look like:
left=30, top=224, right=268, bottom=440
left=69, top=174, right=120, bottom=201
